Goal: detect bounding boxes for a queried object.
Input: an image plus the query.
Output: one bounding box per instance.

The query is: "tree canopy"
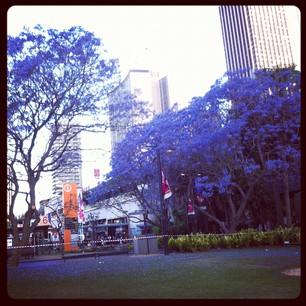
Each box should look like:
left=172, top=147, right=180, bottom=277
left=7, top=25, right=120, bottom=267
left=89, top=67, right=300, bottom=233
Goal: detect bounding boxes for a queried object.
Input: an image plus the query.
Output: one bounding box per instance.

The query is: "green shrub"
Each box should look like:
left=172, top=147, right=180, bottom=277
left=207, top=234, right=221, bottom=248
left=273, top=226, right=287, bottom=245
left=168, top=237, right=179, bottom=252
left=220, top=235, right=232, bottom=249
left=164, top=226, right=300, bottom=253
left=177, top=235, right=193, bottom=252
left=262, top=232, right=276, bottom=246
left=231, top=233, right=239, bottom=247
left=196, top=235, right=210, bottom=251
left=236, top=231, right=251, bottom=247
left=288, top=226, right=301, bottom=243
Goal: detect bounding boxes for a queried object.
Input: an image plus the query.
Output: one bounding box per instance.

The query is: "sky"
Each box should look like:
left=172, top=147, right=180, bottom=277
left=7, top=5, right=301, bottom=215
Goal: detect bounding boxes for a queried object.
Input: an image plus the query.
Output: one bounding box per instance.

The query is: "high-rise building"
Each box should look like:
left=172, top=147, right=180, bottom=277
left=52, top=126, right=83, bottom=195
left=219, top=5, right=295, bottom=78
left=109, top=69, right=170, bottom=150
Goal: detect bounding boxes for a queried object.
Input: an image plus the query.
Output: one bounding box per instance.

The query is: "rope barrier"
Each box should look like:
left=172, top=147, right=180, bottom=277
left=6, top=232, right=256, bottom=250
left=7, top=236, right=157, bottom=250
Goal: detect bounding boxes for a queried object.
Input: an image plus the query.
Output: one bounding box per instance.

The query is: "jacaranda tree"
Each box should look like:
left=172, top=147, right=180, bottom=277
left=189, top=68, right=300, bottom=232
left=88, top=104, right=180, bottom=233
left=7, top=25, right=120, bottom=267
left=90, top=67, right=300, bottom=235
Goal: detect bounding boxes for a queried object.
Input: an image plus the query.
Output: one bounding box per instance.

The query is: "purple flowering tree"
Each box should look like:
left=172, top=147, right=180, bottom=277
left=90, top=67, right=300, bottom=235
left=7, top=25, right=119, bottom=267
left=188, top=67, right=300, bottom=232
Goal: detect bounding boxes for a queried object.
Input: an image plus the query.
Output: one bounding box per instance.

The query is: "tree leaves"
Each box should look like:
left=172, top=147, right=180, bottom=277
left=7, top=25, right=120, bottom=260
left=94, top=67, right=300, bottom=233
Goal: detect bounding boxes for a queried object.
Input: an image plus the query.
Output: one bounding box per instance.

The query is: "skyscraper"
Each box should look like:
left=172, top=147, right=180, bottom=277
left=109, top=69, right=170, bottom=150
left=51, top=126, right=83, bottom=195
left=219, top=5, right=296, bottom=78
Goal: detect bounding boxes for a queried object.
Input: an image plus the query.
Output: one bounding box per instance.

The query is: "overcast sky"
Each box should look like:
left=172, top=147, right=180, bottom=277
left=7, top=5, right=301, bottom=214
left=7, top=5, right=232, bottom=108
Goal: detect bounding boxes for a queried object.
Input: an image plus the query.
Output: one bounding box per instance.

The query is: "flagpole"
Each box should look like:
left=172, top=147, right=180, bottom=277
left=156, top=148, right=169, bottom=255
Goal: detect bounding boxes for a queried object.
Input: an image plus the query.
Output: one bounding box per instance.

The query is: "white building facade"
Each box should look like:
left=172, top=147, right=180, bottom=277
left=109, top=69, right=170, bottom=151
left=81, top=192, right=151, bottom=240
left=52, top=126, right=83, bottom=196
left=44, top=189, right=151, bottom=243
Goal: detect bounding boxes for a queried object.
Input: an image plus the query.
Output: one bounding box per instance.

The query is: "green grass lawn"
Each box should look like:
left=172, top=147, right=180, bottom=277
left=7, top=246, right=300, bottom=299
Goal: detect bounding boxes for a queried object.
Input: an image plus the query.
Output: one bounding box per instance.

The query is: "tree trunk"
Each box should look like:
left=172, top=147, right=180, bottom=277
left=293, top=192, right=301, bottom=225
left=9, top=248, right=21, bottom=268
left=283, top=170, right=292, bottom=227
left=272, top=180, right=284, bottom=227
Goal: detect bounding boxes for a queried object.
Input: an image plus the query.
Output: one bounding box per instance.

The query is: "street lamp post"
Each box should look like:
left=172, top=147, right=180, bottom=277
left=156, top=148, right=169, bottom=255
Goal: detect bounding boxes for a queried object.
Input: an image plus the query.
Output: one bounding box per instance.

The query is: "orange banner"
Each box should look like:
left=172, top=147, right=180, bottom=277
left=63, top=182, right=78, bottom=218
left=63, top=183, right=79, bottom=251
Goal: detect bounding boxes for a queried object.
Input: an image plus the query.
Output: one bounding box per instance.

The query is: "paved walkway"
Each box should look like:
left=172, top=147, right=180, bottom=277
left=11, top=253, right=63, bottom=263
left=9, top=250, right=131, bottom=264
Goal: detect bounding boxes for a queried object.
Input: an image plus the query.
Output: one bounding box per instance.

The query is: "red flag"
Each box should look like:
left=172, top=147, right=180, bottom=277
left=161, top=166, right=172, bottom=200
